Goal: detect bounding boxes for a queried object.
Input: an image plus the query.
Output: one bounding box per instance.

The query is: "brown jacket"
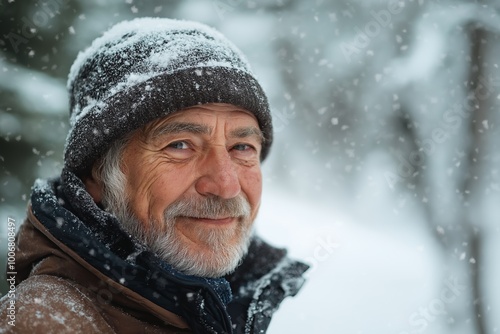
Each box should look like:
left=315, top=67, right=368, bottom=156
left=0, top=209, right=190, bottom=334
left=0, top=176, right=308, bottom=333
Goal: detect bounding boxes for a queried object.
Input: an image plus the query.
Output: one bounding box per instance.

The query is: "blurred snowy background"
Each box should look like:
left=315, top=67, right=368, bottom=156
left=1, top=0, right=499, bottom=333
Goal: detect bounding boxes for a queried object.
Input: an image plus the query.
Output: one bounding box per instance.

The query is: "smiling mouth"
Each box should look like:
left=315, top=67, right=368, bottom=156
left=180, top=216, right=237, bottom=225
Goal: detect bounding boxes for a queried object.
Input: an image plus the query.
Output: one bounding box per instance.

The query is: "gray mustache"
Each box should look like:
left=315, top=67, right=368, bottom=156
left=164, top=195, right=251, bottom=220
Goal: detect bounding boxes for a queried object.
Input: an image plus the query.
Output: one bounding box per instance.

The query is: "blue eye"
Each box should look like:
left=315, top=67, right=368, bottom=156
left=232, top=144, right=252, bottom=151
left=168, top=141, right=189, bottom=150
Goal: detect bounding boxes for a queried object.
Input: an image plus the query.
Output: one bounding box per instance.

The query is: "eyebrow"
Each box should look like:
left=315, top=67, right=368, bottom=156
left=150, top=122, right=210, bottom=139
left=229, top=127, right=264, bottom=144
left=149, top=122, right=264, bottom=143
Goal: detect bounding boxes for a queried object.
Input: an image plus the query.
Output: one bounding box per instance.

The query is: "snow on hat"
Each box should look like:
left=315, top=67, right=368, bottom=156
left=64, top=17, right=272, bottom=176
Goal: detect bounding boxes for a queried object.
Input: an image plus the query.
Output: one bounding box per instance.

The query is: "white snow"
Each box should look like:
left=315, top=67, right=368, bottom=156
left=255, top=187, right=444, bottom=334
left=1, top=4, right=499, bottom=333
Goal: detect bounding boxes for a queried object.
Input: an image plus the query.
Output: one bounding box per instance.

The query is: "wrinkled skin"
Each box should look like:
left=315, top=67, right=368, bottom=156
left=85, top=103, right=263, bottom=274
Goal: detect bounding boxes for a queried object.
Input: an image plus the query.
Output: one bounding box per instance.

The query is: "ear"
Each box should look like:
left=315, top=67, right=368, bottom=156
left=84, top=174, right=103, bottom=203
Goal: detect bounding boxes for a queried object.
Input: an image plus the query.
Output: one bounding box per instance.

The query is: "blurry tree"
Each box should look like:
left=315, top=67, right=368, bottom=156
left=254, top=0, right=499, bottom=333
left=391, top=4, right=498, bottom=334
left=0, top=0, right=81, bottom=295
left=0, top=0, right=181, bottom=295
left=1, top=1, right=498, bottom=333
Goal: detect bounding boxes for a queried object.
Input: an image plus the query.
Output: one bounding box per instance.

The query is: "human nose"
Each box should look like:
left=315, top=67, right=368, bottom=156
left=195, top=147, right=241, bottom=199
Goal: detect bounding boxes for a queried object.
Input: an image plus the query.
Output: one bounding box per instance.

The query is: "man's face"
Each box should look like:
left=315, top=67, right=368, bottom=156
left=93, top=103, right=263, bottom=277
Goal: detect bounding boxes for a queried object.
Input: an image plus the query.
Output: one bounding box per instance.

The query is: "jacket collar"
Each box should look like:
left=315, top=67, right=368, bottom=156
left=33, top=173, right=233, bottom=333
left=26, top=171, right=309, bottom=333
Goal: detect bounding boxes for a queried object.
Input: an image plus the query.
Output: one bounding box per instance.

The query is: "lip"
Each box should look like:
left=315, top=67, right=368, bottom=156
left=184, top=217, right=236, bottom=225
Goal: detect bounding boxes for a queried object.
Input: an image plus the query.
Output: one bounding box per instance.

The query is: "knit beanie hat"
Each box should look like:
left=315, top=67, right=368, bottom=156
left=64, top=17, right=273, bottom=176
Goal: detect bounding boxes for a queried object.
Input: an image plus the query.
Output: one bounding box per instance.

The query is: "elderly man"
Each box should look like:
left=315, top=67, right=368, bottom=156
left=0, top=18, right=308, bottom=333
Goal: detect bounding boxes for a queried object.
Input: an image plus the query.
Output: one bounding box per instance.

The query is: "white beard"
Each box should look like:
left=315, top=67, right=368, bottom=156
left=103, top=179, right=253, bottom=277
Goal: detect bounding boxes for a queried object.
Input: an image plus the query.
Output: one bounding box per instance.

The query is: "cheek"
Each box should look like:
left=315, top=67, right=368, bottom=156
left=123, top=161, right=161, bottom=222
left=138, top=163, right=202, bottom=221
left=240, top=167, right=262, bottom=208
left=124, top=157, right=180, bottom=221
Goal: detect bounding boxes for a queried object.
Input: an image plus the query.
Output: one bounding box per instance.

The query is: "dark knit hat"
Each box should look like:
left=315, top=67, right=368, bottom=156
left=64, top=17, right=272, bottom=176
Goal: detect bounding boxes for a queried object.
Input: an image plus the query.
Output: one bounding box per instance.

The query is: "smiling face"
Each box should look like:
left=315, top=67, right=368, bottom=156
left=86, top=103, right=263, bottom=277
